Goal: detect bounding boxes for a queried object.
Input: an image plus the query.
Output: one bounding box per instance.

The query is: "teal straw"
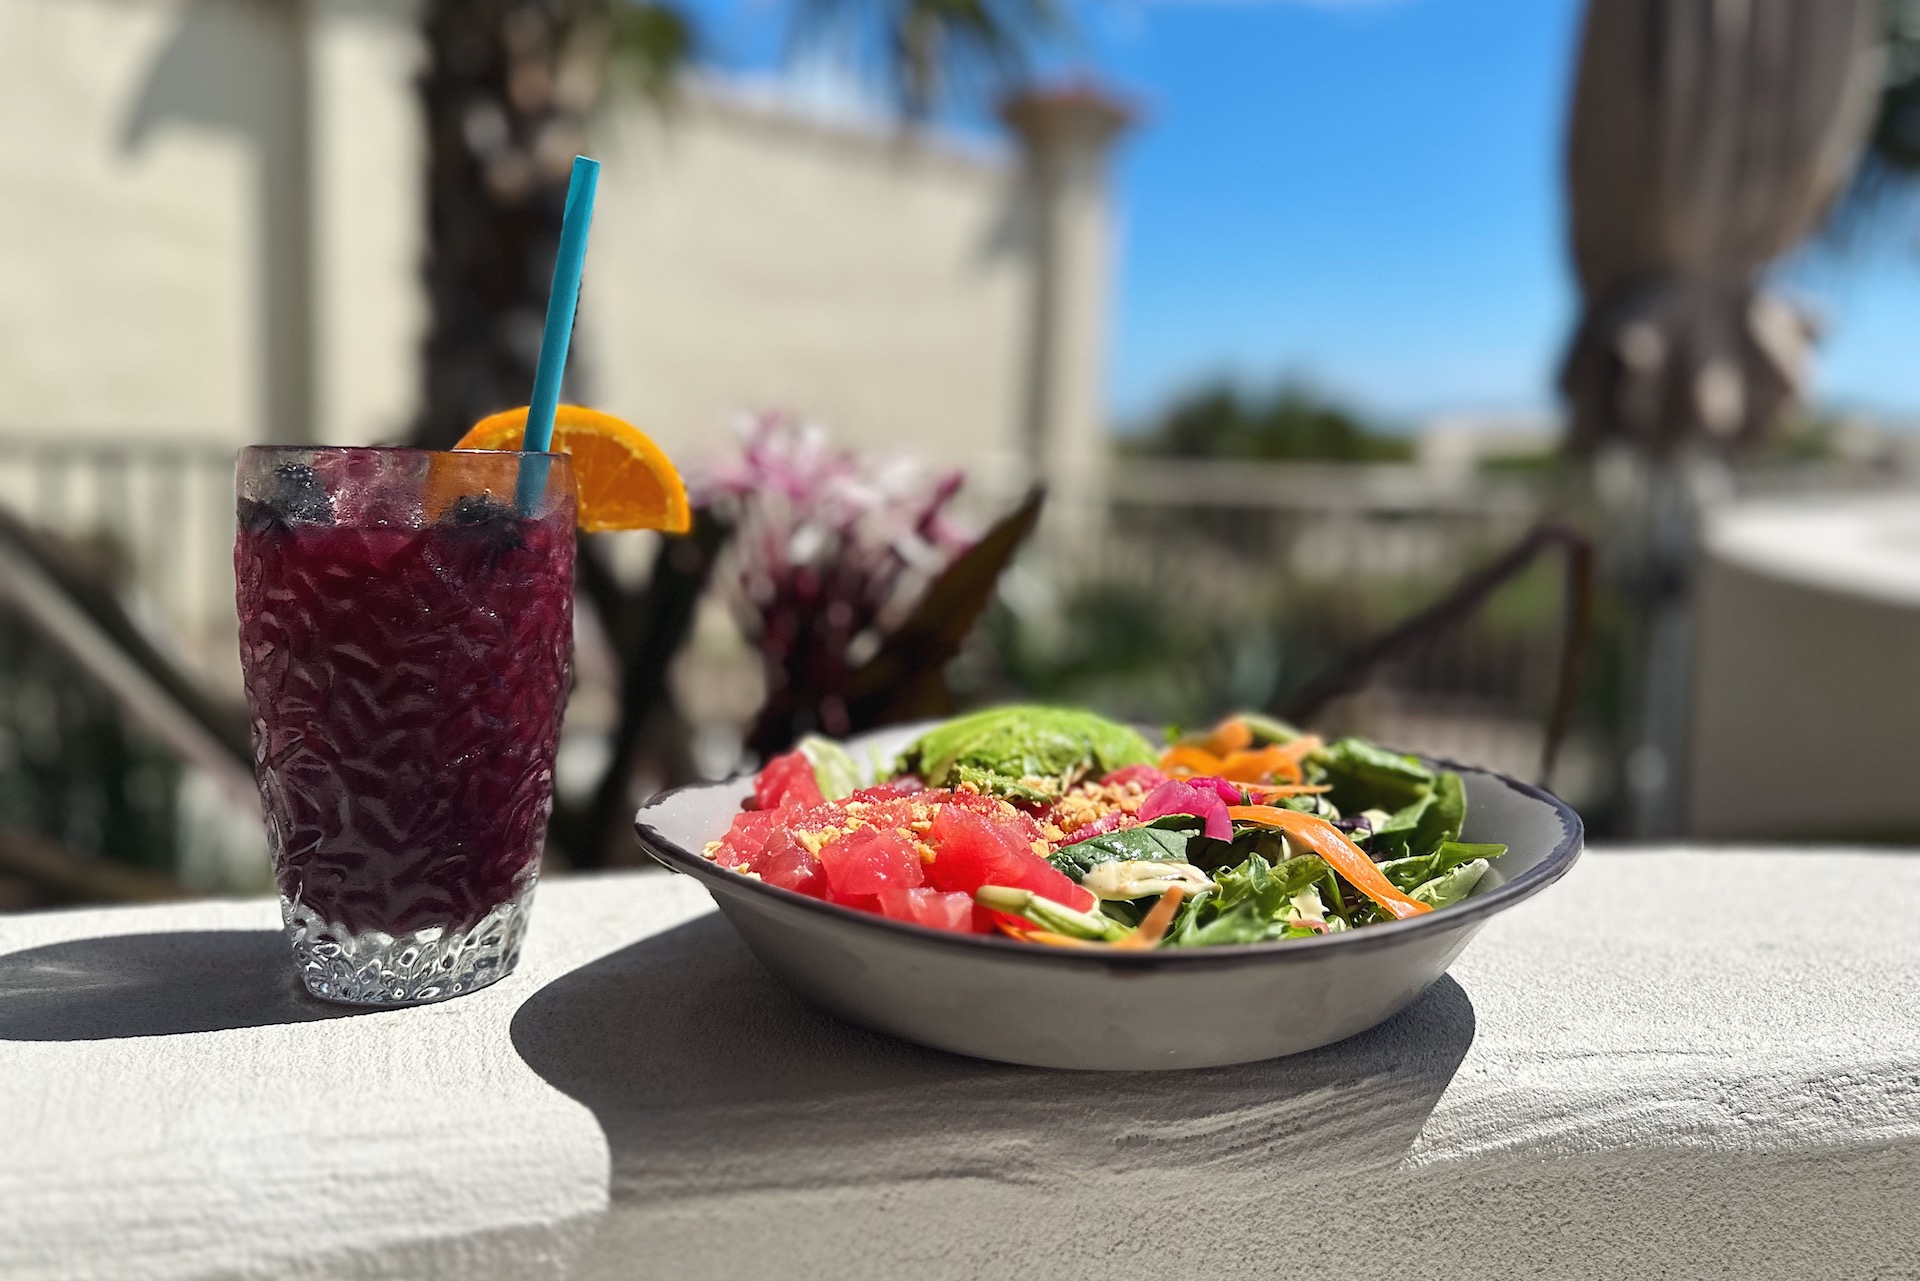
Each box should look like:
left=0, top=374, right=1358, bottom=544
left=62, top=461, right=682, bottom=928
left=516, top=155, right=601, bottom=514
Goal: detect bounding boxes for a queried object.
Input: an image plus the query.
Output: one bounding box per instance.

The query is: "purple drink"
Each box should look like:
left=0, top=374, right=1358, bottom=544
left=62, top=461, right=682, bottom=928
left=235, top=447, right=575, bottom=1004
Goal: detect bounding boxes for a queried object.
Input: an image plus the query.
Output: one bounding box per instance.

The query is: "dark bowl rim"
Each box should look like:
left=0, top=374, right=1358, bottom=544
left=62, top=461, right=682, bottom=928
left=634, top=747, right=1584, bottom=969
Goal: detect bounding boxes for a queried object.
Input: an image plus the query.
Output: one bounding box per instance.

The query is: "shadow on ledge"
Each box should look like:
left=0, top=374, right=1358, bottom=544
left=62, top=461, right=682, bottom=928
left=0, top=931, right=368, bottom=1040
left=511, top=912, right=1476, bottom=1206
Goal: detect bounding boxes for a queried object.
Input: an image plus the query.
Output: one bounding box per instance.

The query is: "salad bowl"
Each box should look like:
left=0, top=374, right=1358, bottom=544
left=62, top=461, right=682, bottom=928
left=634, top=723, right=1582, bottom=1071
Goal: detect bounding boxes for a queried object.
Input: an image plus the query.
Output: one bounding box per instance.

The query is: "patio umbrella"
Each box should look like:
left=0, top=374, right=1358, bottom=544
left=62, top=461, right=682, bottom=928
left=1557, top=0, right=1882, bottom=838
left=1559, top=0, right=1882, bottom=453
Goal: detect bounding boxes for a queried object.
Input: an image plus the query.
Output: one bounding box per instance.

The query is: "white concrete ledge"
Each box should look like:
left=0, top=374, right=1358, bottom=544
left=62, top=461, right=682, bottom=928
left=3, top=849, right=1918, bottom=1280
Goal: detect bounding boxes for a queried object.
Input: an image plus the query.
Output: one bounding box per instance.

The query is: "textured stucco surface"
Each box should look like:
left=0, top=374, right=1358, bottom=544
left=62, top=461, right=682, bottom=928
left=3, top=850, right=1918, bottom=1280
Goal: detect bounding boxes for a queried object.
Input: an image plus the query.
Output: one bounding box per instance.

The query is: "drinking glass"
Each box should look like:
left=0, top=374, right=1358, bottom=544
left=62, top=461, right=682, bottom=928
left=235, top=447, right=575, bottom=1004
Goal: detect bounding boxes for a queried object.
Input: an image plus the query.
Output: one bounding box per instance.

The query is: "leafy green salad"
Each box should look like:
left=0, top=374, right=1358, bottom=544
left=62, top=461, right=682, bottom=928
left=712, top=706, right=1507, bottom=949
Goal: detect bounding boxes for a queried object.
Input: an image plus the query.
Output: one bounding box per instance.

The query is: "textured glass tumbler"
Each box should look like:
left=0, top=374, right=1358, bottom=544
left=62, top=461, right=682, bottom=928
left=235, top=447, right=576, bottom=1005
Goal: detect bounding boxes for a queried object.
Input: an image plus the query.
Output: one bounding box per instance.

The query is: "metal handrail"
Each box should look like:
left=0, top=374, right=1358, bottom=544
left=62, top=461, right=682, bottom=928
left=0, top=508, right=255, bottom=811
left=1275, top=522, right=1596, bottom=786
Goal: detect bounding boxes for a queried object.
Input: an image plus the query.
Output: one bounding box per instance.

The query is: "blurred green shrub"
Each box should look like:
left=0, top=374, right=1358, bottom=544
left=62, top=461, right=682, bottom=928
left=0, top=612, right=180, bottom=874
left=955, top=547, right=1596, bottom=738
left=1121, top=381, right=1415, bottom=463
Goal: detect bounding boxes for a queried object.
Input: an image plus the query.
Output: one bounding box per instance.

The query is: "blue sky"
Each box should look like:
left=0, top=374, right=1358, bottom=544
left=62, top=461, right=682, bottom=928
left=684, top=0, right=1920, bottom=429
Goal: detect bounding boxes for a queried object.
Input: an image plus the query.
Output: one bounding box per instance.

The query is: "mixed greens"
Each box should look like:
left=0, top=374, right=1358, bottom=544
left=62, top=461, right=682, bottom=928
left=705, top=705, right=1506, bottom=949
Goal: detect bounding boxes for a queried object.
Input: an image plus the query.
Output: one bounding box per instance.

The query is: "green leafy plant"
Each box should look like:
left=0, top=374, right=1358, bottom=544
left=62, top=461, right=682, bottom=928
left=1119, top=381, right=1414, bottom=463
left=0, top=613, right=180, bottom=879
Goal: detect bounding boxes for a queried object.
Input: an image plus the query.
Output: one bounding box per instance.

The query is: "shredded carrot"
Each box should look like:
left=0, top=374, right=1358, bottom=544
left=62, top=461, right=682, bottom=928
left=1259, top=736, right=1323, bottom=783
left=1023, top=930, right=1099, bottom=948
left=1216, top=745, right=1296, bottom=782
left=1162, top=737, right=1325, bottom=785
left=998, top=919, right=1101, bottom=948
left=1114, top=885, right=1187, bottom=950
left=1226, top=805, right=1432, bottom=920
left=1197, top=717, right=1254, bottom=756
left=1282, top=735, right=1324, bottom=761
left=1158, top=744, right=1227, bottom=777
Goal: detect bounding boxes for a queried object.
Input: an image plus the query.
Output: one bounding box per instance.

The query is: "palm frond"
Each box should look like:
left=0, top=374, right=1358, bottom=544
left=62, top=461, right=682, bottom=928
left=1820, top=0, right=1920, bottom=252
left=790, top=0, right=1065, bottom=118
left=603, top=0, right=697, bottom=99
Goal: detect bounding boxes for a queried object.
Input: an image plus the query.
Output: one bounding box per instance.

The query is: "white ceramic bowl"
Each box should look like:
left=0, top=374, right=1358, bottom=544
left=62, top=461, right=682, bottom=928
left=634, top=724, right=1583, bottom=1070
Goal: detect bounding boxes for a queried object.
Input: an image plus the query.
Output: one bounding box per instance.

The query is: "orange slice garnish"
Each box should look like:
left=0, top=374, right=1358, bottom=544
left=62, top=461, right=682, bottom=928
left=454, top=404, right=691, bottom=534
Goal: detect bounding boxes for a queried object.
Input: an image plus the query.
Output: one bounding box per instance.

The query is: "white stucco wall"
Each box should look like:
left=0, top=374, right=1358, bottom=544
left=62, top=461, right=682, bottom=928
left=0, top=0, right=1128, bottom=681
left=0, top=0, right=1050, bottom=482
left=0, top=0, right=423, bottom=446
left=0, top=0, right=254, bottom=442
left=583, top=92, right=1032, bottom=483
left=310, top=0, right=430, bottom=447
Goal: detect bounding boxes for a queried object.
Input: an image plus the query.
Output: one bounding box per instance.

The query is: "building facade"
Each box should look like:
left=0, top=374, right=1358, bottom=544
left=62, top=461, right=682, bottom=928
left=0, top=0, right=1126, bottom=490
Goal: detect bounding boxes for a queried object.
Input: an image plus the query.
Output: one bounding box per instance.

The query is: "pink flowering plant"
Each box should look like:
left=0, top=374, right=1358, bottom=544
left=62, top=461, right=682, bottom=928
left=703, top=414, right=1042, bottom=756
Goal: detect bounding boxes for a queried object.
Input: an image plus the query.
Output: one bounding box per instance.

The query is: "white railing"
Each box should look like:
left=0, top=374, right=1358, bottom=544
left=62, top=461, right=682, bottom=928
left=0, top=441, right=1566, bottom=700
left=0, top=439, right=240, bottom=688
left=1028, top=460, right=1571, bottom=786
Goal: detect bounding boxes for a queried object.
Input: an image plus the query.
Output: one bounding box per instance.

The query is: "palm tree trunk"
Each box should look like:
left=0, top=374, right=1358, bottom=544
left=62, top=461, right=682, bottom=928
left=414, top=0, right=604, bottom=447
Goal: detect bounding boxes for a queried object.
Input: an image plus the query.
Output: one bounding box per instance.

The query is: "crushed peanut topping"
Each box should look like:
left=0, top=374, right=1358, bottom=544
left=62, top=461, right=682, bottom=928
left=1040, top=779, right=1150, bottom=843
left=795, top=828, right=838, bottom=855
left=703, top=843, right=754, bottom=874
